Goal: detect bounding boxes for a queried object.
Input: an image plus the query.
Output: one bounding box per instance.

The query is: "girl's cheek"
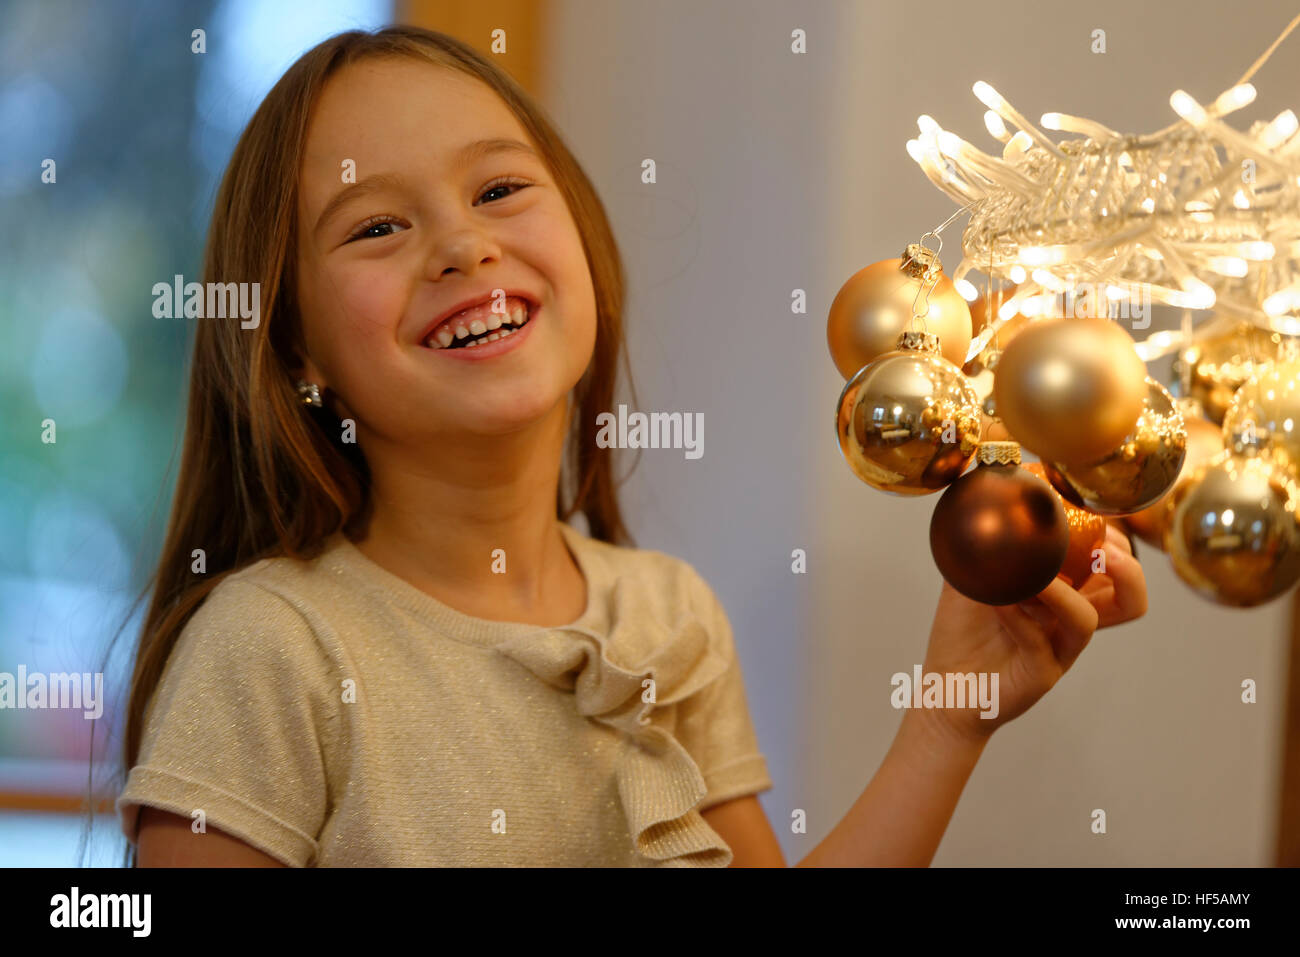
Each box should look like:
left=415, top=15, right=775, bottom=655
left=331, top=265, right=409, bottom=344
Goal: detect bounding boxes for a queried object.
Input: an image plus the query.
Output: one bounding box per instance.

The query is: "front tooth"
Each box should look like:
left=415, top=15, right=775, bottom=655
left=469, top=318, right=487, bottom=335
left=509, top=301, right=526, bottom=323
left=435, top=328, right=454, bottom=348
left=454, top=324, right=470, bottom=339
left=486, top=313, right=503, bottom=331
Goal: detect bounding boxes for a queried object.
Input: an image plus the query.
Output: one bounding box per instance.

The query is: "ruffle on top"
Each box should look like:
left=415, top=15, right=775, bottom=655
left=494, top=573, right=735, bottom=867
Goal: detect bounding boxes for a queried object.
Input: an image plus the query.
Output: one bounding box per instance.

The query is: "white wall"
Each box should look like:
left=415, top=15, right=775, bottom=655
left=546, top=0, right=1296, bottom=865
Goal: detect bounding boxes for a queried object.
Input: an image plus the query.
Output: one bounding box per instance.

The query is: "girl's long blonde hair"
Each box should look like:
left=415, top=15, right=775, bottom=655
left=109, top=25, right=637, bottom=863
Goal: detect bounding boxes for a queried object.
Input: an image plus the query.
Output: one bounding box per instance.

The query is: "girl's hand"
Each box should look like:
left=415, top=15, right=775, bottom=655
left=918, top=520, right=1147, bottom=745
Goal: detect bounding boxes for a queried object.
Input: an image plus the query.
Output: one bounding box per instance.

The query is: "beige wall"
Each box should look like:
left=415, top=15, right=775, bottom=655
left=545, top=0, right=1297, bottom=864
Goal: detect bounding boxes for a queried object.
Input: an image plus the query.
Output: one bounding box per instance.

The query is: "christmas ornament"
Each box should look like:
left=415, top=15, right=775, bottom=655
left=929, top=441, right=1069, bottom=605
left=1222, top=355, right=1300, bottom=476
left=836, top=330, right=981, bottom=495
left=827, top=244, right=972, bottom=378
left=1123, top=398, right=1224, bottom=550
left=992, top=316, right=1149, bottom=466
left=1165, top=439, right=1300, bottom=607
left=1172, top=323, right=1285, bottom=424
left=1039, top=377, right=1187, bottom=516
left=1023, top=461, right=1109, bottom=587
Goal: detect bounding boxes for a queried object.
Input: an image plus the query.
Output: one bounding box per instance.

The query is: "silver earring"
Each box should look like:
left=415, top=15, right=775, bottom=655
left=295, top=380, right=323, bottom=408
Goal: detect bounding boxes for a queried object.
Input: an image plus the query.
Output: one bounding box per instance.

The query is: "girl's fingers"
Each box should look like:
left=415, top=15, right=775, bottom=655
left=994, top=601, right=1060, bottom=674
left=1028, top=577, right=1099, bottom=670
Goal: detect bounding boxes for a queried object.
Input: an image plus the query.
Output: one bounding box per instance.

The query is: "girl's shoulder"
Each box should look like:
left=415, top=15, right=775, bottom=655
left=561, top=523, right=732, bottom=631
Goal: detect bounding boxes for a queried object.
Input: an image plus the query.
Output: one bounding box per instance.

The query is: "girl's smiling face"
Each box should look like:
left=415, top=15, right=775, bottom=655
left=293, top=56, right=598, bottom=443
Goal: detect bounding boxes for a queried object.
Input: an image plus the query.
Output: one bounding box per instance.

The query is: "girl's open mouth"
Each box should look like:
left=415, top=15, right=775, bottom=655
left=421, top=297, right=537, bottom=358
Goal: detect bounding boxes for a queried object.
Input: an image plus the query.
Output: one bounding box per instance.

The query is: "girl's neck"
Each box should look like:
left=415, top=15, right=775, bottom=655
left=350, top=398, right=588, bottom=627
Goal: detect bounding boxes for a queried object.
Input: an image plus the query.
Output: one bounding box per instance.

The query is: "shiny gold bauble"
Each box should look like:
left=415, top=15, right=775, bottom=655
left=1172, top=323, right=1285, bottom=425
left=1039, top=378, right=1186, bottom=516
left=1123, top=402, right=1223, bottom=550
left=827, top=249, right=973, bottom=378
left=1023, top=461, right=1109, bottom=587
left=929, top=442, right=1069, bottom=605
left=1165, top=450, right=1300, bottom=607
left=836, top=331, right=981, bottom=495
left=1222, top=357, right=1300, bottom=476
left=993, top=316, right=1148, bottom=466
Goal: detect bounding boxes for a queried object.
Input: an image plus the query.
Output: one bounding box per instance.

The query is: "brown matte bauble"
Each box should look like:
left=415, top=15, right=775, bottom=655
left=1123, top=404, right=1223, bottom=550
left=993, top=316, right=1148, bottom=466
left=1023, top=462, right=1108, bottom=587
left=1222, top=357, right=1300, bottom=476
left=1172, top=323, right=1285, bottom=425
left=836, top=332, right=981, bottom=495
left=827, top=255, right=972, bottom=377
left=929, top=447, right=1070, bottom=605
left=1165, top=450, right=1300, bottom=607
left=1040, top=378, right=1187, bottom=516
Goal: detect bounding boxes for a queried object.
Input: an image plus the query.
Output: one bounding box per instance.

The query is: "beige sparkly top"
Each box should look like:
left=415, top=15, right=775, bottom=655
left=116, top=521, right=773, bottom=867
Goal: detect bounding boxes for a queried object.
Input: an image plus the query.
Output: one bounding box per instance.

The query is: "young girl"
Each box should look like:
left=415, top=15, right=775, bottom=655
left=115, top=25, right=1147, bottom=867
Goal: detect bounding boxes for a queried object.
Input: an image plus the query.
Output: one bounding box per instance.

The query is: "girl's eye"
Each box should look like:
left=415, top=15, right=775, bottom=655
left=345, top=216, right=406, bottom=243
left=476, top=177, right=532, bottom=205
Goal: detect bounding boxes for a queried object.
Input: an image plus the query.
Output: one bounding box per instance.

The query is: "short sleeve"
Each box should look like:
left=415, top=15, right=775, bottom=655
left=672, top=569, right=774, bottom=812
left=116, top=578, right=338, bottom=866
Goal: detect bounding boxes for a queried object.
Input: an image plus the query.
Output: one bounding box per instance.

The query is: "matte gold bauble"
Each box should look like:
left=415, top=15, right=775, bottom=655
left=929, top=442, right=1069, bottom=605
left=993, top=316, right=1148, bottom=466
left=1165, top=449, right=1300, bottom=607
left=1023, top=461, right=1108, bottom=587
left=1171, top=323, right=1284, bottom=424
left=1222, top=357, right=1300, bottom=476
left=1039, top=378, right=1187, bottom=516
left=836, top=331, right=981, bottom=495
left=1124, top=401, right=1223, bottom=550
left=827, top=246, right=973, bottom=378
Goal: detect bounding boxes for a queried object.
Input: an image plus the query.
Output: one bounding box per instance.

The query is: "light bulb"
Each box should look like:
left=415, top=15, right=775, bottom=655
left=1205, top=256, right=1248, bottom=277
left=954, top=278, right=978, bottom=302
left=972, top=81, right=1003, bottom=110
left=1170, top=90, right=1207, bottom=125
left=1212, top=83, right=1256, bottom=113
left=1262, top=110, right=1298, bottom=147
left=984, top=110, right=1008, bottom=141
left=1008, top=265, right=1027, bottom=283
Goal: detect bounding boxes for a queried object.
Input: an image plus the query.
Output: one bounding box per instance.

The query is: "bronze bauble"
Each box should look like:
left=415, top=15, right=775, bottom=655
left=1023, top=461, right=1109, bottom=587
left=993, top=316, right=1148, bottom=466
left=828, top=252, right=972, bottom=378
left=1165, top=450, right=1300, bottom=607
left=1124, top=404, right=1223, bottom=550
left=1040, top=378, right=1187, bottom=516
left=837, top=331, right=981, bottom=495
left=1172, top=323, right=1285, bottom=425
left=1222, top=357, right=1300, bottom=477
left=929, top=443, right=1070, bottom=605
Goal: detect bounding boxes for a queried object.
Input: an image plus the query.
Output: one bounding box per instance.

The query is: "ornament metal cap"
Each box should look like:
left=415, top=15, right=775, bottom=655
left=896, top=329, right=941, bottom=354
left=977, top=440, right=1021, bottom=466
left=899, top=243, right=941, bottom=280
